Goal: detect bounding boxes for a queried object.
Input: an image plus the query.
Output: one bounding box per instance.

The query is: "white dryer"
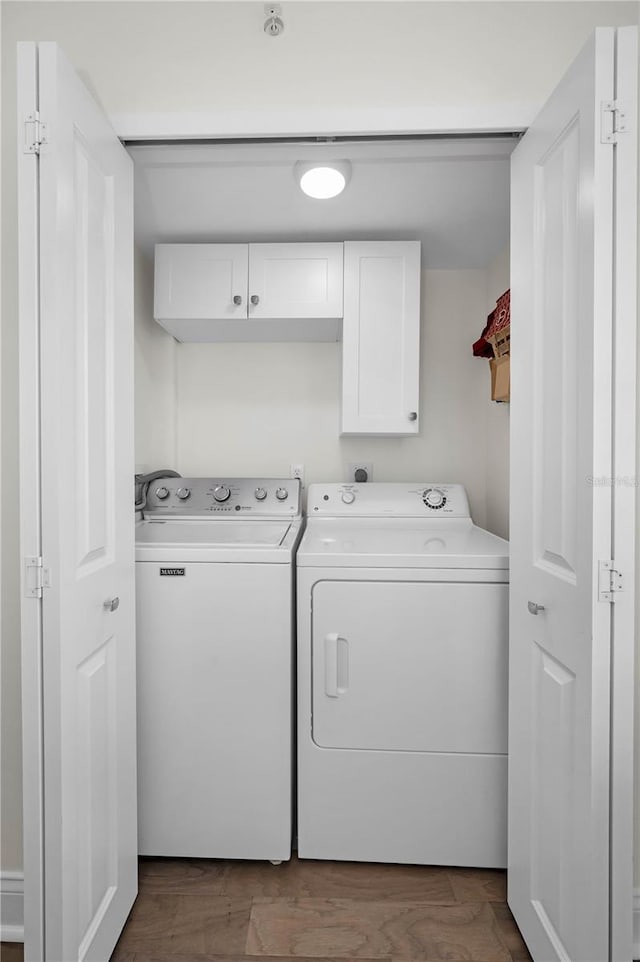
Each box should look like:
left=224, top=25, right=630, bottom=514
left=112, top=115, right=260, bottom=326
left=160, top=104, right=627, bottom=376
left=136, top=477, right=302, bottom=861
left=297, top=482, right=509, bottom=868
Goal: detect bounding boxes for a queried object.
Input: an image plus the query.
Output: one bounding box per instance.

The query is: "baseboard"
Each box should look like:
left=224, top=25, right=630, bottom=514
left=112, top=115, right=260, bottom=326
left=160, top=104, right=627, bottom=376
left=0, top=872, right=24, bottom=942
left=633, top=887, right=640, bottom=961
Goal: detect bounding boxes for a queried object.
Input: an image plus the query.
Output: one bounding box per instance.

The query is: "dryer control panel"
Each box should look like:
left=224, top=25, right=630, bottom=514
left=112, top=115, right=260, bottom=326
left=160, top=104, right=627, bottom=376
left=307, top=482, right=471, bottom=518
left=144, top=478, right=301, bottom=518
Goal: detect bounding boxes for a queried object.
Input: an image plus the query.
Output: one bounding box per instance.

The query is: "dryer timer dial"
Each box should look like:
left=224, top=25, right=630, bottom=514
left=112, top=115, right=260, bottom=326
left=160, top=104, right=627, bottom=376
left=423, top=487, right=447, bottom=509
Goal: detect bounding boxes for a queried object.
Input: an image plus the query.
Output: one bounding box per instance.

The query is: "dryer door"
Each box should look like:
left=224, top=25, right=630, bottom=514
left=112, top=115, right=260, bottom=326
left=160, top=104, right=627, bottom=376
left=311, top=580, right=508, bottom=754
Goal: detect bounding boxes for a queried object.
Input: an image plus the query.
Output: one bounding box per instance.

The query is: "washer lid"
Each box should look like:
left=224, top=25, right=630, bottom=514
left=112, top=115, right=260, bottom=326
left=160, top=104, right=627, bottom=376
left=297, top=519, right=509, bottom=569
left=136, top=519, right=293, bottom=549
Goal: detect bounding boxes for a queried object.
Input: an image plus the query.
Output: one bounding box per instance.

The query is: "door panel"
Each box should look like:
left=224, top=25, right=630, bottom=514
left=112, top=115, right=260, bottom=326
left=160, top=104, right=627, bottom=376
left=509, top=27, right=618, bottom=962
left=356, top=255, right=404, bottom=417
left=535, top=120, right=579, bottom=580
left=74, top=134, right=115, bottom=572
left=76, top=638, right=117, bottom=952
left=35, top=42, right=136, bottom=962
left=530, top=642, right=577, bottom=941
left=312, top=580, right=508, bottom=754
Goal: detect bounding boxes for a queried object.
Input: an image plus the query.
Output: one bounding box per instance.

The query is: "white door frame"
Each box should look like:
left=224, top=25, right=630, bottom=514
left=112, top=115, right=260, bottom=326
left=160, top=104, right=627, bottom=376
left=117, top=100, right=639, bottom=959
left=116, top=95, right=637, bottom=957
left=608, top=27, right=638, bottom=962
left=18, top=42, right=46, bottom=962
left=110, top=103, right=536, bottom=142
left=20, top=77, right=635, bottom=962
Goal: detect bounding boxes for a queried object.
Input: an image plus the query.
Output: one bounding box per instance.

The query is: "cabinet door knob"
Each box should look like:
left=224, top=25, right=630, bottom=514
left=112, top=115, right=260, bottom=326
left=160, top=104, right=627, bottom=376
left=103, top=597, right=120, bottom=612
left=233, top=295, right=242, bottom=306
left=408, top=412, right=417, bottom=421
left=250, top=295, right=260, bottom=306
left=527, top=601, right=545, bottom=615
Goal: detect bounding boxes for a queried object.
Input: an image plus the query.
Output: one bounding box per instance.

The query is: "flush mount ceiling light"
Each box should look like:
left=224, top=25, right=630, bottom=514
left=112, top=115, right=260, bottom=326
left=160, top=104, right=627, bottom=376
left=295, top=161, right=352, bottom=199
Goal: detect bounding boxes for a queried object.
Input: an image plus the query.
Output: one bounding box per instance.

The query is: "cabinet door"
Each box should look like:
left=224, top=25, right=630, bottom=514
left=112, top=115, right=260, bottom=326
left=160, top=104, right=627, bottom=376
left=154, top=243, right=248, bottom=320
left=341, top=241, right=420, bottom=435
left=248, top=242, right=343, bottom=319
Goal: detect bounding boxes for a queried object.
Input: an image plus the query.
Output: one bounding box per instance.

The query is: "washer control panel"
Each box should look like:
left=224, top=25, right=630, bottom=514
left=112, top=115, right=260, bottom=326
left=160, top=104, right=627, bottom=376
left=144, top=478, right=301, bottom=518
left=307, top=483, right=470, bottom=518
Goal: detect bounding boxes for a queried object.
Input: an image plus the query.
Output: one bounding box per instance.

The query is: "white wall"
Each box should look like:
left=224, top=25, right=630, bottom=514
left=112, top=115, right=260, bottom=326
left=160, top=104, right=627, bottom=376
left=134, top=247, right=177, bottom=474
left=170, top=270, right=494, bottom=526
left=485, top=248, right=511, bottom=541
left=1, top=1, right=636, bottom=117
left=2, top=0, right=637, bottom=882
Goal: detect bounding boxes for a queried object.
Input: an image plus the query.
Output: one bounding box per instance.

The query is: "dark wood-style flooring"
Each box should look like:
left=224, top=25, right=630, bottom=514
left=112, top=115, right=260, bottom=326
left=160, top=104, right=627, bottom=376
left=0, top=944, right=23, bottom=962
left=1, top=856, right=532, bottom=962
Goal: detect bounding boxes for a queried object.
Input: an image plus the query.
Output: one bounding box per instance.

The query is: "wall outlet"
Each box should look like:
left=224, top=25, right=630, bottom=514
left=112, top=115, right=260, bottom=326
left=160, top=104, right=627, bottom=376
left=346, top=462, right=373, bottom=483
left=264, top=4, right=284, bottom=35
left=290, top=463, right=305, bottom=487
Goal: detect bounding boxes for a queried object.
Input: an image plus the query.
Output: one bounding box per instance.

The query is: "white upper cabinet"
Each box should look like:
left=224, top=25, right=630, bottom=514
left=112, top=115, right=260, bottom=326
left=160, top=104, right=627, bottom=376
left=341, top=241, right=421, bottom=436
left=247, top=243, right=343, bottom=319
left=154, top=243, right=248, bottom=322
left=154, top=242, right=343, bottom=341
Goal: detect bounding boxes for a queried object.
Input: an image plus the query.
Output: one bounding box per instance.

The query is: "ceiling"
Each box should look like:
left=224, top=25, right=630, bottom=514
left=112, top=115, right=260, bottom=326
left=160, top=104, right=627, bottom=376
left=129, top=137, right=515, bottom=270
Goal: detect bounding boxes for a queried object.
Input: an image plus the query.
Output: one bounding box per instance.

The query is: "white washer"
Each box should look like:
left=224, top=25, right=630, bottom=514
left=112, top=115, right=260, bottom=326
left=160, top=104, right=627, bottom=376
left=135, top=477, right=302, bottom=861
left=297, top=482, right=509, bottom=868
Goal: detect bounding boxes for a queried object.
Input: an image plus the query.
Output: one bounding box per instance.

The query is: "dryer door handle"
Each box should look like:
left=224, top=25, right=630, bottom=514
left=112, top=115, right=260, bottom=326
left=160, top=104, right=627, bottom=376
left=325, top=633, right=349, bottom=697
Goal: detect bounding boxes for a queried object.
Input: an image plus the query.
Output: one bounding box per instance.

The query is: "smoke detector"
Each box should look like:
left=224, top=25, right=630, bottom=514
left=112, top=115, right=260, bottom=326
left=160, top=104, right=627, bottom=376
left=264, top=5, right=284, bottom=36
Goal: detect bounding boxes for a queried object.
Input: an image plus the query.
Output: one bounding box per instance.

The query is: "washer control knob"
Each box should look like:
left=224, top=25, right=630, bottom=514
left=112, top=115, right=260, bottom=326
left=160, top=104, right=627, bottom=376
left=155, top=486, right=170, bottom=500
left=341, top=490, right=356, bottom=504
left=213, top=485, right=231, bottom=503
left=275, top=487, right=288, bottom=501
left=254, top=487, right=267, bottom=501
left=176, top=487, right=191, bottom=501
left=423, top=487, right=446, bottom=509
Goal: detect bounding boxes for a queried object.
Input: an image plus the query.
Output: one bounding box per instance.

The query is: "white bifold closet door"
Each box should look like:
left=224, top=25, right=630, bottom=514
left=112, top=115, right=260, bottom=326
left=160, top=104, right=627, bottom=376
left=508, top=26, right=637, bottom=962
left=18, top=41, right=137, bottom=962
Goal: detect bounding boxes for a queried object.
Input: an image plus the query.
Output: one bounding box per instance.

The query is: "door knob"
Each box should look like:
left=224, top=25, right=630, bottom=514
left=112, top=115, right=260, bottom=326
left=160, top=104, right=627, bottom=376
left=233, top=295, right=242, bottom=306
left=527, top=600, right=545, bottom=615
left=103, top=597, right=120, bottom=612
left=408, top=412, right=417, bottom=421
left=250, top=295, right=260, bottom=306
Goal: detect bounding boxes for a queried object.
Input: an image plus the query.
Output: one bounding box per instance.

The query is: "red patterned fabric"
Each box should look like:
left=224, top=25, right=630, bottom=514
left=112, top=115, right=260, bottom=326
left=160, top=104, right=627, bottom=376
left=486, top=289, right=510, bottom=339
left=472, top=329, right=493, bottom=358
left=472, top=289, right=510, bottom=358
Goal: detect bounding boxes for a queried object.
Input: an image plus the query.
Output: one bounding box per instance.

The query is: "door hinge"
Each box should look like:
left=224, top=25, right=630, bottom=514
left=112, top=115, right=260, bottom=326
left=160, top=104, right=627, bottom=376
left=24, top=556, right=51, bottom=599
left=23, top=112, right=48, bottom=155
left=600, top=101, right=630, bottom=144
left=598, top=560, right=623, bottom=603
